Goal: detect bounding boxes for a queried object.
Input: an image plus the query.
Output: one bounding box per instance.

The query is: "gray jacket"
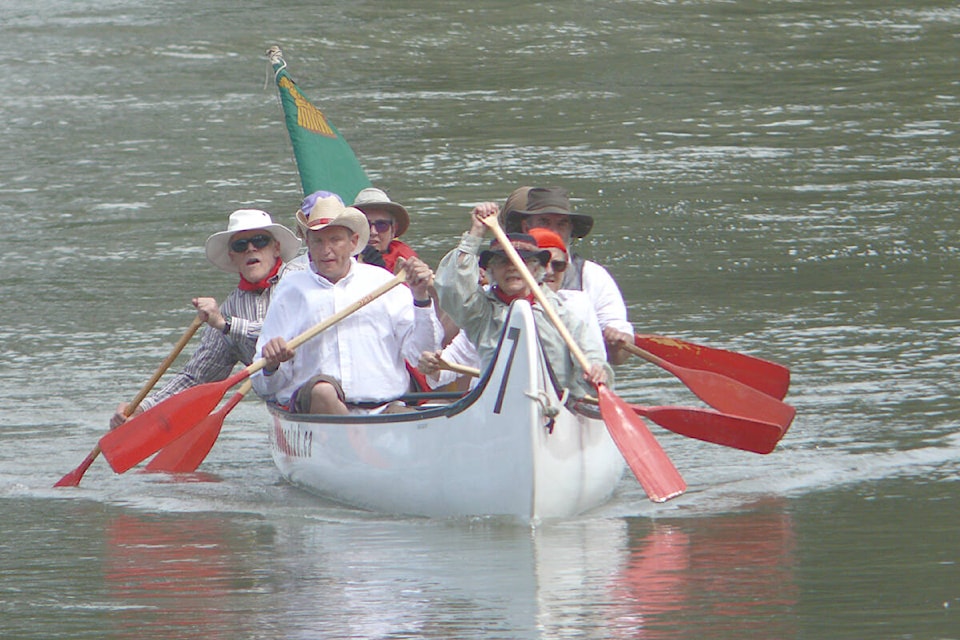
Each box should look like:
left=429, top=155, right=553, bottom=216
left=434, top=232, right=613, bottom=399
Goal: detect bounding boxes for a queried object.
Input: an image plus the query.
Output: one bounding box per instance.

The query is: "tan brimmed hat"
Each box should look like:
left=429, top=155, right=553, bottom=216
left=295, top=191, right=369, bottom=256
left=352, top=187, right=410, bottom=238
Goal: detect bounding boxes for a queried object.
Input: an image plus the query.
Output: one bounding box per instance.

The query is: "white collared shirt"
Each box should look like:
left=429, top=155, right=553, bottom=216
left=578, top=259, right=634, bottom=334
left=253, top=259, right=440, bottom=406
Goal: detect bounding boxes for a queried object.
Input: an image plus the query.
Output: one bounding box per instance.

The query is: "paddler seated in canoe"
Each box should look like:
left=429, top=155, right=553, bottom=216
left=109, top=209, right=302, bottom=427
left=433, top=202, right=612, bottom=400
left=352, top=186, right=459, bottom=348
left=252, top=193, right=440, bottom=415
left=526, top=227, right=605, bottom=349
left=500, top=186, right=634, bottom=364
left=350, top=187, right=417, bottom=272
left=418, top=229, right=605, bottom=392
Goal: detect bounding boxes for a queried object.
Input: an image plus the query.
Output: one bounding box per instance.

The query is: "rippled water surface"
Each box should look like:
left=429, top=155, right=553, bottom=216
left=1, top=1, right=958, bottom=638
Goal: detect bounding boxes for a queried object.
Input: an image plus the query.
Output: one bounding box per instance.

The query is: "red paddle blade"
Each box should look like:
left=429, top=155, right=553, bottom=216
left=636, top=405, right=782, bottom=454
left=597, top=385, right=686, bottom=503
left=145, top=389, right=245, bottom=473
left=677, top=366, right=796, bottom=429
left=53, top=447, right=100, bottom=487
left=99, top=373, right=244, bottom=474
left=635, top=334, right=790, bottom=400
left=143, top=410, right=225, bottom=473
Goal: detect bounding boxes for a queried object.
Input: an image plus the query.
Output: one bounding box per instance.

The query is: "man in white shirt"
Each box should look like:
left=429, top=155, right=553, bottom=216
left=527, top=227, right=605, bottom=348
left=253, top=193, right=439, bottom=414
left=502, top=186, right=634, bottom=364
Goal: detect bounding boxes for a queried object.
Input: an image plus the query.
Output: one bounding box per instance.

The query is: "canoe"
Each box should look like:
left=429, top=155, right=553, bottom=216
left=266, top=300, right=626, bottom=522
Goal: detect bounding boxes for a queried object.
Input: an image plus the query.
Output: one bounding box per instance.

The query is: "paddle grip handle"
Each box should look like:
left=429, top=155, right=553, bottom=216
left=439, top=359, right=480, bottom=378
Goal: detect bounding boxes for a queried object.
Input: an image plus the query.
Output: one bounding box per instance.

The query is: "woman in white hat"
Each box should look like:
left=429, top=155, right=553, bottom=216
left=110, top=209, right=301, bottom=427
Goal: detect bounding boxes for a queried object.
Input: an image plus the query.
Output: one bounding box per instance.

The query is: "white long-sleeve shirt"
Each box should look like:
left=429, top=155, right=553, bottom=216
left=572, top=258, right=634, bottom=335
left=424, top=329, right=479, bottom=390
left=253, top=259, right=440, bottom=407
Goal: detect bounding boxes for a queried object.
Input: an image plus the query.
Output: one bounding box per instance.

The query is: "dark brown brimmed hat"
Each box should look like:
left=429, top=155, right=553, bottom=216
left=502, top=186, right=594, bottom=238
left=479, top=233, right=551, bottom=269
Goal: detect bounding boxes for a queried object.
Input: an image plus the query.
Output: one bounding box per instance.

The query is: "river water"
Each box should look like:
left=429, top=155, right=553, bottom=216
left=1, top=1, right=958, bottom=638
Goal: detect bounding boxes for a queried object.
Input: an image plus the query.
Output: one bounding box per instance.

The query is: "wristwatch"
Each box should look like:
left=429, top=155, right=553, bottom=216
left=221, top=314, right=232, bottom=335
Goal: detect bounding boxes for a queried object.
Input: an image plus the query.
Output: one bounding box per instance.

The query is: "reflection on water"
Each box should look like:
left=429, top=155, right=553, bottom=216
left=90, top=502, right=799, bottom=639
left=104, top=514, right=245, bottom=640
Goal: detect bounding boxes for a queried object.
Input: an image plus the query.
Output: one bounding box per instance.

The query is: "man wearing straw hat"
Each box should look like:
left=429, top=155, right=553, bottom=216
left=253, top=192, right=440, bottom=414
left=110, top=208, right=302, bottom=427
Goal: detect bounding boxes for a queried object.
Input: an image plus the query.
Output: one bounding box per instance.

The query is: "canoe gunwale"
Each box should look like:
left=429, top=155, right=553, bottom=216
left=262, top=302, right=603, bottom=426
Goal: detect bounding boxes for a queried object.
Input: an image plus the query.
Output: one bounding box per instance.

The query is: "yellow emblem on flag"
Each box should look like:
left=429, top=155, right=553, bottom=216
left=278, top=77, right=335, bottom=138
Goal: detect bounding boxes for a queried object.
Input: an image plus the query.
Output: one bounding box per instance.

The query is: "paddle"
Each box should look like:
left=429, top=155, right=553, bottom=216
left=634, top=333, right=791, bottom=400
left=481, top=215, right=685, bottom=502
left=144, top=379, right=253, bottom=473
left=99, top=273, right=407, bottom=474
left=586, top=397, right=781, bottom=454
left=437, top=358, right=481, bottom=378
left=54, top=316, right=205, bottom=488
left=439, top=360, right=781, bottom=454
left=623, top=341, right=796, bottom=430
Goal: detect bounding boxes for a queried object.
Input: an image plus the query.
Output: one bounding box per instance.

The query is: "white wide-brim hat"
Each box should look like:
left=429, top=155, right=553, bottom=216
left=205, top=209, right=301, bottom=273
left=296, top=191, right=369, bottom=256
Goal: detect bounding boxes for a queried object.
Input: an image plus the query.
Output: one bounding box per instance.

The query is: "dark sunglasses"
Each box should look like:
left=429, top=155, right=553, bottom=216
left=550, top=260, right=568, bottom=273
left=369, top=219, right=393, bottom=233
left=230, top=234, right=272, bottom=253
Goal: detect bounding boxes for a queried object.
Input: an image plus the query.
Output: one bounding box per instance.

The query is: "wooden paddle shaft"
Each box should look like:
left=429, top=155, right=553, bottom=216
left=622, top=341, right=676, bottom=371
left=439, top=359, right=480, bottom=377
left=125, top=315, right=205, bottom=416
left=480, top=216, right=593, bottom=373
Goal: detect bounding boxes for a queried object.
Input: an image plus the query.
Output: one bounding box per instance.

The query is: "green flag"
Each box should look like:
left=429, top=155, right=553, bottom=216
left=267, top=46, right=371, bottom=203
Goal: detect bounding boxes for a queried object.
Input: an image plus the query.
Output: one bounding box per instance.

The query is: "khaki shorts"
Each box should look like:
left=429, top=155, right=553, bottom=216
left=291, top=374, right=345, bottom=414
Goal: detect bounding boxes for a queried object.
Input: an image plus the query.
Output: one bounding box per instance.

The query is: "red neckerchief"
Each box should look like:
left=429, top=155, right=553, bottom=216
left=238, top=258, right=282, bottom=292
left=493, top=286, right=535, bottom=306
left=382, top=239, right=418, bottom=273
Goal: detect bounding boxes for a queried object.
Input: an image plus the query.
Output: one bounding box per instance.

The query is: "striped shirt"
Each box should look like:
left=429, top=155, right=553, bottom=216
left=138, top=261, right=304, bottom=412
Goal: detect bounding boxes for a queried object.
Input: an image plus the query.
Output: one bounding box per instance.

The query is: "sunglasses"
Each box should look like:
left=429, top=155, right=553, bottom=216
left=369, top=219, right=393, bottom=233
left=229, top=234, right=272, bottom=253
left=550, top=260, right=568, bottom=273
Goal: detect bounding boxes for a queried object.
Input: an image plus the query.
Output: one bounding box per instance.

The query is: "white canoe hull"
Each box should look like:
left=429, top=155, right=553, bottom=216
left=267, top=302, right=625, bottom=522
